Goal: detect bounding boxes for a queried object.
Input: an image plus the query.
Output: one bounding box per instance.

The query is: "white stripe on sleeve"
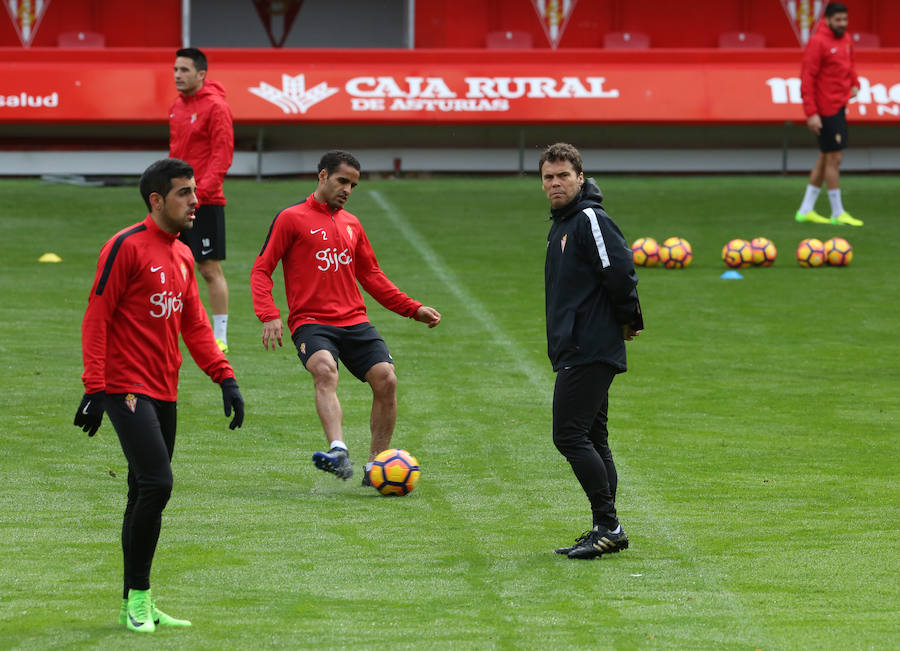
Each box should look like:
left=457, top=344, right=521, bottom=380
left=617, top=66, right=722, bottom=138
left=583, top=208, right=610, bottom=268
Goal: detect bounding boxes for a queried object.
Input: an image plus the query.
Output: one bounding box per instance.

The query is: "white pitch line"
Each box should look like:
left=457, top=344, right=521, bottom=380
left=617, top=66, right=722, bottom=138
left=369, top=189, right=547, bottom=389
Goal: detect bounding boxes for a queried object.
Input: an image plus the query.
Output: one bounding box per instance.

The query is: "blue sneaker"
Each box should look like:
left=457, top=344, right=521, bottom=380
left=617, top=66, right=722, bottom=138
left=312, top=447, right=353, bottom=480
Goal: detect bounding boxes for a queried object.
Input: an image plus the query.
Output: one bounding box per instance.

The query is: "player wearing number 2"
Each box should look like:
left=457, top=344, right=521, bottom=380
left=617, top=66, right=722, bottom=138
left=251, top=151, right=441, bottom=486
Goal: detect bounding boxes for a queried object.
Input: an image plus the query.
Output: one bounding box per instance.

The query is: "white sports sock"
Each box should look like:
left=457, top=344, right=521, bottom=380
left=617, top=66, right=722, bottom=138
left=609, top=524, right=622, bottom=534
left=798, top=184, right=821, bottom=215
left=329, top=440, right=348, bottom=451
left=827, top=189, right=844, bottom=217
left=213, top=314, right=228, bottom=343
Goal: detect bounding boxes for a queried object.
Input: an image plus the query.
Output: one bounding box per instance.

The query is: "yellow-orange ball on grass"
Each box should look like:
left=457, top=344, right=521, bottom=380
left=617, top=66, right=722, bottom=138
left=722, top=238, right=753, bottom=268
left=631, top=237, right=660, bottom=267
left=796, top=238, right=826, bottom=268
left=367, top=448, right=420, bottom=496
left=659, top=237, right=692, bottom=269
left=824, top=237, right=853, bottom=266
left=750, top=237, right=777, bottom=266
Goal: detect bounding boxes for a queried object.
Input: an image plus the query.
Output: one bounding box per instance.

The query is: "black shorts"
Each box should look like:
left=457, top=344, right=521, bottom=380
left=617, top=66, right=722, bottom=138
left=292, top=322, right=393, bottom=382
left=179, top=204, right=226, bottom=261
left=817, top=107, right=848, bottom=153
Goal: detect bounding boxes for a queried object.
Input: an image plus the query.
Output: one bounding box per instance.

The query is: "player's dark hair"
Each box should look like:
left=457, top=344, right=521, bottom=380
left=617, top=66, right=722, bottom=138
left=825, top=2, right=848, bottom=17
left=175, top=47, right=208, bottom=71
left=318, top=150, right=361, bottom=176
left=140, top=158, right=194, bottom=210
left=539, top=142, right=583, bottom=175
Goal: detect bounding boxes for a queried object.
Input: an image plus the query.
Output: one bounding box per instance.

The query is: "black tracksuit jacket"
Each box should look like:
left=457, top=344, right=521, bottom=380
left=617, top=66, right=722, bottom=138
left=544, top=178, right=643, bottom=373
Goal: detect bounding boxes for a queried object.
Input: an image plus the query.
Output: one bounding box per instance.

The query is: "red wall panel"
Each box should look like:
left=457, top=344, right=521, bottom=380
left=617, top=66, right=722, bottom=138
left=0, top=1, right=893, bottom=50
left=873, top=0, right=900, bottom=46
left=0, top=0, right=180, bottom=48
left=414, top=0, right=895, bottom=49
left=745, top=2, right=801, bottom=47
left=617, top=0, right=740, bottom=48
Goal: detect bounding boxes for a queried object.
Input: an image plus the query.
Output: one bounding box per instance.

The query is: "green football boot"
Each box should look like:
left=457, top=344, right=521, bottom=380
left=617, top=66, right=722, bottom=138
left=831, top=211, right=863, bottom=227
left=795, top=209, right=830, bottom=224
left=152, top=600, right=192, bottom=627
left=125, top=588, right=155, bottom=633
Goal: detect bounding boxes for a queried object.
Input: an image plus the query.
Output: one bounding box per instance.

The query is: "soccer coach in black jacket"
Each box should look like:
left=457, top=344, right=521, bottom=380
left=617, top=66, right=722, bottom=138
left=540, top=143, right=644, bottom=560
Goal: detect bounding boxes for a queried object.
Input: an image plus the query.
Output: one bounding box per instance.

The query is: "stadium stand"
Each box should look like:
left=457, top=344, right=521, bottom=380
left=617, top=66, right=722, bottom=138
left=603, top=32, right=650, bottom=49
left=485, top=31, right=533, bottom=49
left=852, top=32, right=881, bottom=49
left=718, top=32, right=766, bottom=48
left=57, top=31, right=105, bottom=47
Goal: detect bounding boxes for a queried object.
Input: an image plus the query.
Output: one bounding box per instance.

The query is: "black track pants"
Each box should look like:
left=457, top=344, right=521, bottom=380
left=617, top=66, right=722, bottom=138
left=105, top=394, right=176, bottom=598
left=552, top=362, right=619, bottom=530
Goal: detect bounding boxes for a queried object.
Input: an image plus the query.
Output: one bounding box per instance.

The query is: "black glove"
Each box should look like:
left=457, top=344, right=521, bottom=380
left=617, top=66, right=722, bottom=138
left=220, top=378, right=244, bottom=430
left=74, top=392, right=105, bottom=436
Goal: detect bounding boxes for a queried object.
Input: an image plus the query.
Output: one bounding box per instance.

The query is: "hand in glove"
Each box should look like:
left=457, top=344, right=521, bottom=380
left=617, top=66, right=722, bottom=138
left=74, top=392, right=105, bottom=436
left=220, top=378, right=244, bottom=430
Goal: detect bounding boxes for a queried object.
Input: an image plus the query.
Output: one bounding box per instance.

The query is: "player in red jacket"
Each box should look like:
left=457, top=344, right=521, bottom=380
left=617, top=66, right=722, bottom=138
left=251, top=151, right=441, bottom=485
left=74, top=158, right=244, bottom=633
left=170, top=48, right=235, bottom=351
left=794, top=2, right=863, bottom=227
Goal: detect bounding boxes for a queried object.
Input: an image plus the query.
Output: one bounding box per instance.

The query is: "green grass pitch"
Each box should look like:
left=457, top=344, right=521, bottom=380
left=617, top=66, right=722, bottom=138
left=0, top=173, right=897, bottom=649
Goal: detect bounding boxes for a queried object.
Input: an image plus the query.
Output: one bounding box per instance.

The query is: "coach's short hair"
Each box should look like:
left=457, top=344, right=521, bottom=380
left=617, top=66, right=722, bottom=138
left=140, top=158, right=194, bottom=210
left=539, top=142, right=583, bottom=176
left=318, top=150, right=361, bottom=176
left=825, top=2, right=848, bottom=17
left=175, top=47, right=208, bottom=71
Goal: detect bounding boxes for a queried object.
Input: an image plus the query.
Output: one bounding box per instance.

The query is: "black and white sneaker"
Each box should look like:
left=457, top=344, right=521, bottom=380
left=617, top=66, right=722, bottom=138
left=312, top=447, right=354, bottom=480
left=554, top=531, right=592, bottom=555
left=567, top=526, right=629, bottom=560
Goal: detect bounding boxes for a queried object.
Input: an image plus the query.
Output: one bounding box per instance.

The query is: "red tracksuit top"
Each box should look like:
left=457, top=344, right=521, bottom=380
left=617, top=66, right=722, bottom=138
left=169, top=80, right=234, bottom=205
left=251, top=193, right=422, bottom=335
left=801, top=21, right=859, bottom=118
left=81, top=215, right=234, bottom=401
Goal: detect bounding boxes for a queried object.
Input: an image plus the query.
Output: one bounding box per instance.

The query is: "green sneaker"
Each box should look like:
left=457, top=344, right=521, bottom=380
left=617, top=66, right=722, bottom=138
left=126, top=588, right=155, bottom=633
left=216, top=338, right=229, bottom=354
left=152, top=601, right=192, bottom=627
left=795, top=210, right=830, bottom=224
left=831, top=211, right=863, bottom=227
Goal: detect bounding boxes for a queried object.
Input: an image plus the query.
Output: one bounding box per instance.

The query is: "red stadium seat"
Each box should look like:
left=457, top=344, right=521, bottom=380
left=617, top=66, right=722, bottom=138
left=718, top=31, right=765, bottom=48
left=603, top=32, right=650, bottom=49
left=851, top=32, right=880, bottom=49
left=58, top=31, right=105, bottom=47
left=486, top=30, right=533, bottom=49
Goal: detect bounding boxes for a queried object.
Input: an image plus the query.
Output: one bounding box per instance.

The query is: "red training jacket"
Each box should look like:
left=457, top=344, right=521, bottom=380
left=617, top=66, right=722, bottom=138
left=801, top=20, right=859, bottom=118
left=81, top=215, right=234, bottom=401
left=169, top=80, right=234, bottom=205
left=251, top=193, right=422, bottom=334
